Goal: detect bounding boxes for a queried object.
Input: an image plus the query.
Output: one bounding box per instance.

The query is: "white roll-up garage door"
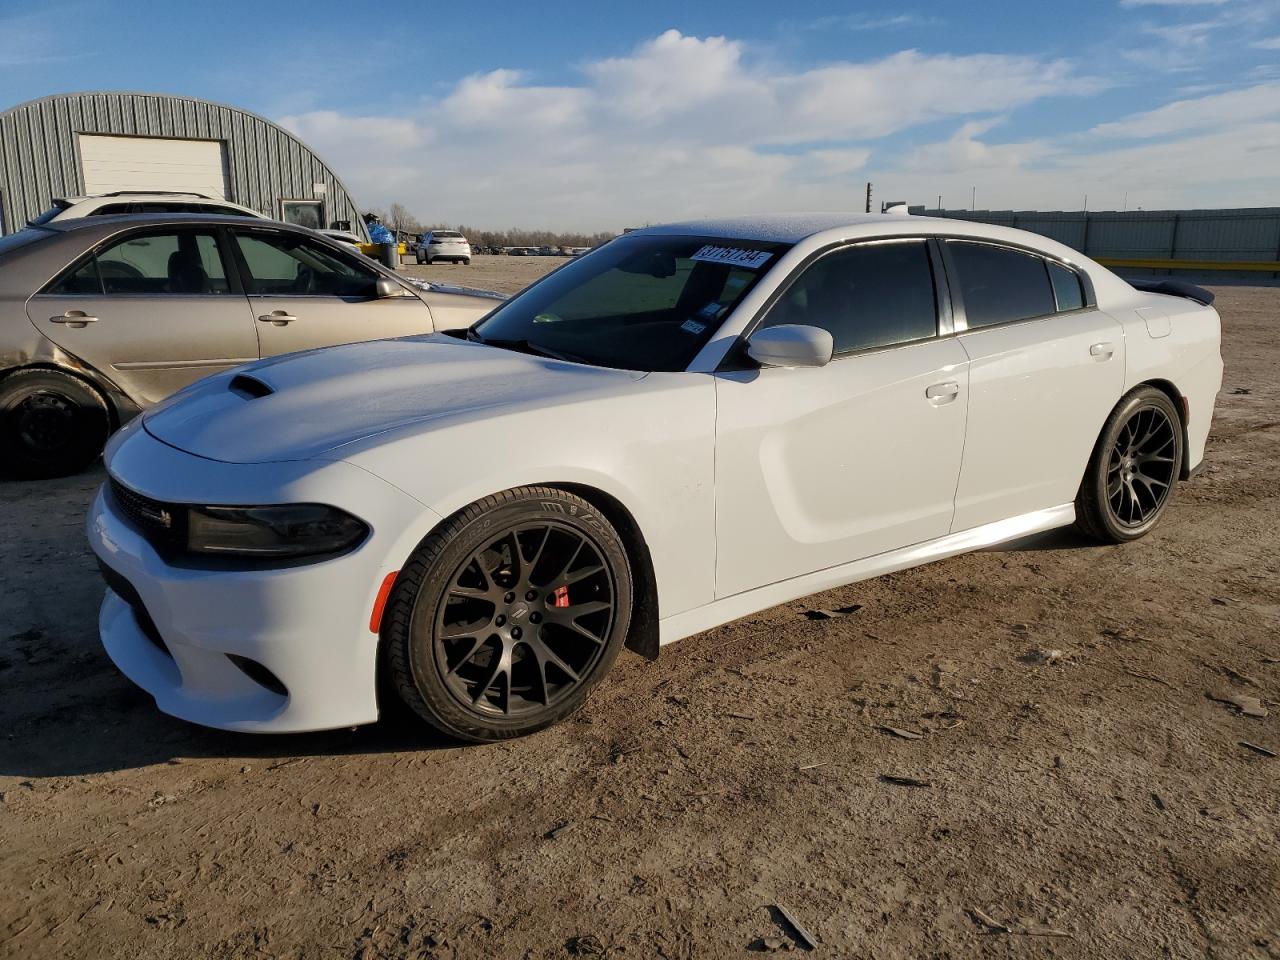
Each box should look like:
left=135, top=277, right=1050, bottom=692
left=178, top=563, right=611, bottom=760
left=78, top=135, right=232, bottom=198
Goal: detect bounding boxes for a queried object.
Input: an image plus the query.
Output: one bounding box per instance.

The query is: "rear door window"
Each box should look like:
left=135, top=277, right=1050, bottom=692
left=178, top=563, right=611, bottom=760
left=1048, top=261, right=1085, bottom=311
left=45, top=229, right=232, bottom=295
left=947, top=241, right=1056, bottom=328
left=758, top=239, right=938, bottom=354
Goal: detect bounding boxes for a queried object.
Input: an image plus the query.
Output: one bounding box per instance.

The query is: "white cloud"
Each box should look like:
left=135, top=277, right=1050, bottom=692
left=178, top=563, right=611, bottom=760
left=894, top=120, right=1280, bottom=212
left=1089, top=82, right=1280, bottom=137
left=800, top=13, right=943, bottom=31
left=278, top=28, right=1275, bottom=230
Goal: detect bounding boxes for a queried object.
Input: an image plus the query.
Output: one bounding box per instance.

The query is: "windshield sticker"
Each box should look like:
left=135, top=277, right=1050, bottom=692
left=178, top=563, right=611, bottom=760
left=680, top=318, right=708, bottom=335
left=690, top=245, right=773, bottom=270
left=696, top=301, right=723, bottom=319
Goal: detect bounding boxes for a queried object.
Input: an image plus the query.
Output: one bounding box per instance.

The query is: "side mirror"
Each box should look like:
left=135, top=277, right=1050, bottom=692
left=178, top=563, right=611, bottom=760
left=746, top=324, right=834, bottom=368
left=375, top=276, right=404, bottom=299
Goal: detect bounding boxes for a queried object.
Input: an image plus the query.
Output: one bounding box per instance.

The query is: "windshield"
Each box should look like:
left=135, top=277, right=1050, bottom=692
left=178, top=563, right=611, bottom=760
left=472, top=234, right=789, bottom=371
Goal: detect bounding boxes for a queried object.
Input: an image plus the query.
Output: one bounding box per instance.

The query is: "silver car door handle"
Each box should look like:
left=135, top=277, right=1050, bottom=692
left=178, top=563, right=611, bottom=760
left=258, top=311, right=299, bottom=326
left=1089, top=341, right=1115, bottom=360
left=49, top=311, right=98, bottom=328
left=925, top=381, right=960, bottom=404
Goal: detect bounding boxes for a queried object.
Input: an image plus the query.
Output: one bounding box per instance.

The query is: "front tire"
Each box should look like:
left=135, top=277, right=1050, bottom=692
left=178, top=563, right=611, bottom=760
left=0, top=368, right=111, bottom=479
left=1075, top=386, right=1183, bottom=543
left=384, top=487, right=633, bottom=742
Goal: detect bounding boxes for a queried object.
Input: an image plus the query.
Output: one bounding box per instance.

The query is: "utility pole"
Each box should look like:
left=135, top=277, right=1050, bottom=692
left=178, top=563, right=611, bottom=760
left=936, top=194, right=942, bottom=213
left=970, top=186, right=976, bottom=211
left=865, top=182, right=872, bottom=214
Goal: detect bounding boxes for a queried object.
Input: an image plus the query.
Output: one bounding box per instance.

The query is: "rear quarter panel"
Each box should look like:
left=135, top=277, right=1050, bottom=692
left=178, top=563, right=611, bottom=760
left=1115, top=292, right=1223, bottom=473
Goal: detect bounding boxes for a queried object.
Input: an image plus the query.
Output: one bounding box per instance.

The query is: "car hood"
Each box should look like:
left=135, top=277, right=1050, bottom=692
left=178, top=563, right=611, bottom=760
left=142, top=335, right=646, bottom=464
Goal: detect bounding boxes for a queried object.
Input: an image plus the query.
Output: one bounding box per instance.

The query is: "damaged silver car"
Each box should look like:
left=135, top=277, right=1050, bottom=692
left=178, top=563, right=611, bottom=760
left=0, top=214, right=503, bottom=478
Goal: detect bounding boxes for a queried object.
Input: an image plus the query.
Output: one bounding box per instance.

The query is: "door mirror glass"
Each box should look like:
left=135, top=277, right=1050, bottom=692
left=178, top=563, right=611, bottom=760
left=746, top=324, right=834, bottom=368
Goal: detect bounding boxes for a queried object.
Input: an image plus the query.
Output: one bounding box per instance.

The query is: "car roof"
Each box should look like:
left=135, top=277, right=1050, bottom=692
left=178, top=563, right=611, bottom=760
left=41, top=212, right=304, bottom=233
left=633, top=213, right=912, bottom=244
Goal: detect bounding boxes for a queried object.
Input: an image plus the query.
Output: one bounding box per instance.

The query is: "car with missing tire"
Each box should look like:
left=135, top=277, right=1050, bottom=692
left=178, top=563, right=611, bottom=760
left=0, top=214, right=504, bottom=478
left=86, top=213, right=1222, bottom=742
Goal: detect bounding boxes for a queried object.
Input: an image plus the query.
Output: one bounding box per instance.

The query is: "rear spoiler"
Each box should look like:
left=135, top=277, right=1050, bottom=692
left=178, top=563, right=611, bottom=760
left=1129, top=278, right=1215, bottom=306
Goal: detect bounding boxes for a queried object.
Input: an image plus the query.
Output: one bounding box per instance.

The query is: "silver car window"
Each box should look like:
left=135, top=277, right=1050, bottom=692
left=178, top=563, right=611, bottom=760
left=47, top=229, right=233, bottom=296
left=234, top=232, right=378, bottom=298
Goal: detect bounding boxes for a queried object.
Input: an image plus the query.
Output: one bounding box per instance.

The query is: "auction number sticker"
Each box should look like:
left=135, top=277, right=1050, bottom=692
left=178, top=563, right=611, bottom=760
left=690, top=245, right=773, bottom=270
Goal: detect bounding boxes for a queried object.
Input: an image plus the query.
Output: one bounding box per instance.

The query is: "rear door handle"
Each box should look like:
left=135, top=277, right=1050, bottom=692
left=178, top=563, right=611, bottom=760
left=925, top=381, right=960, bottom=404
left=258, top=311, right=298, bottom=326
left=1089, top=341, right=1115, bottom=361
left=49, top=311, right=98, bottom=328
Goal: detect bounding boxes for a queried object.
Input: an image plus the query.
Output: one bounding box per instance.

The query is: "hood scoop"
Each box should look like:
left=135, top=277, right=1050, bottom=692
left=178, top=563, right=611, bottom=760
left=228, top=373, right=273, bottom=399
left=142, top=335, right=644, bottom=464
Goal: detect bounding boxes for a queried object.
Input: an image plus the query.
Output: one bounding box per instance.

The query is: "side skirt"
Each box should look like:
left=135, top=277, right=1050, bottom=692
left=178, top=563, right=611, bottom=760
left=657, top=503, right=1076, bottom=646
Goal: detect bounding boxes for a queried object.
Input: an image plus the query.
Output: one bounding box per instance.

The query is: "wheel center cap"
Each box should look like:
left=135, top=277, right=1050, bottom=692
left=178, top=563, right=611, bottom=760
left=509, top=601, right=530, bottom=621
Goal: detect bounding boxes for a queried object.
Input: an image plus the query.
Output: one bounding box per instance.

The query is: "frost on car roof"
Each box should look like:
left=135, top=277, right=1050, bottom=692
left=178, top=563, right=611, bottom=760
left=632, top=213, right=903, bottom=244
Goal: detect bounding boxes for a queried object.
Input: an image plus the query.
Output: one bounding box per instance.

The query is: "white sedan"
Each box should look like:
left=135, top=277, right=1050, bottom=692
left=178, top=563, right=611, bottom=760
left=87, top=214, right=1223, bottom=741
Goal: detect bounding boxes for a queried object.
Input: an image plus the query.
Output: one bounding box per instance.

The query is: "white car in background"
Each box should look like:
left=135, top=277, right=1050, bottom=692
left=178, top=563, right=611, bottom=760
left=417, top=230, right=472, bottom=265
left=27, top=191, right=265, bottom=225
left=88, top=213, right=1222, bottom=743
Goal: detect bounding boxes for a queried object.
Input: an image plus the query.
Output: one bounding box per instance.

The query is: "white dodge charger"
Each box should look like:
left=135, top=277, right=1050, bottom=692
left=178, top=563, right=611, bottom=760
left=87, top=213, right=1223, bottom=741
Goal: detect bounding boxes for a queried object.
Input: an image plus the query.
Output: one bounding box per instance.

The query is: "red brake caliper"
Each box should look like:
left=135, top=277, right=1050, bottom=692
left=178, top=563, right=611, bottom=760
left=552, top=585, right=570, bottom=608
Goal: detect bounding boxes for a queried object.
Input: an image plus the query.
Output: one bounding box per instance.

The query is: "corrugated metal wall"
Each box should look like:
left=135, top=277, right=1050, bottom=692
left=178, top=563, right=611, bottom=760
left=919, top=207, right=1280, bottom=264
left=0, top=92, right=366, bottom=239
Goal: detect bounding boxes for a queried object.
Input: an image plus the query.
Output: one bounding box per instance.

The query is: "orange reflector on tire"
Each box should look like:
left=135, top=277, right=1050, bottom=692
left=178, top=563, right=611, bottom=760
left=369, top=571, right=399, bottom=634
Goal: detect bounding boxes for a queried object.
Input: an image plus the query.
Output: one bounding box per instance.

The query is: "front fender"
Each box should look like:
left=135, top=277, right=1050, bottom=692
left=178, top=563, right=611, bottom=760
left=338, top=375, right=719, bottom=622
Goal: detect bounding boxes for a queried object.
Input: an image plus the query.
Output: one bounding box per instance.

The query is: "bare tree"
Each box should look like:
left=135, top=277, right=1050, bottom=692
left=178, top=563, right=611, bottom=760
left=387, top=203, right=419, bottom=237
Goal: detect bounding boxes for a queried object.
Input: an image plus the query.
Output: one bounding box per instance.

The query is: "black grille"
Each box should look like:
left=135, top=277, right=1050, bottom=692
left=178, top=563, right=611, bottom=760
left=108, top=479, right=187, bottom=551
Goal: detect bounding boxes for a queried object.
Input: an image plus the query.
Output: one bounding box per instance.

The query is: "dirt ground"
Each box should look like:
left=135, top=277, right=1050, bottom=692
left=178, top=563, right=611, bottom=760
left=1, top=281, right=1277, bottom=960
left=401, top=253, right=564, bottom=296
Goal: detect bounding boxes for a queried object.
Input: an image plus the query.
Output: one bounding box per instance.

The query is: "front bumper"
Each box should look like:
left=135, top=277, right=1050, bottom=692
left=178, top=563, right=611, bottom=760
left=88, top=424, right=442, bottom=733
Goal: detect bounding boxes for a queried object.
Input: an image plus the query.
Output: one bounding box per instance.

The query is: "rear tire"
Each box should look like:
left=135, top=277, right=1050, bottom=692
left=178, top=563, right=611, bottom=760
left=1075, top=386, right=1183, bottom=543
left=0, top=368, right=111, bottom=479
left=384, top=486, right=633, bottom=742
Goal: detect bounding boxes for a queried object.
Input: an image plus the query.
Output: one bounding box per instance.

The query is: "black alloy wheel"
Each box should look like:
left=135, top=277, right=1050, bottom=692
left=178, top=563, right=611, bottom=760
left=384, top=486, right=632, bottom=742
left=1106, top=406, right=1178, bottom=527
left=433, top=521, right=616, bottom=717
left=1076, top=385, right=1184, bottom=543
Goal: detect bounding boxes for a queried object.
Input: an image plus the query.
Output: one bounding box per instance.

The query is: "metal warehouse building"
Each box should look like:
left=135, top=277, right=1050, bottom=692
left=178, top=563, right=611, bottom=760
left=0, top=91, right=366, bottom=238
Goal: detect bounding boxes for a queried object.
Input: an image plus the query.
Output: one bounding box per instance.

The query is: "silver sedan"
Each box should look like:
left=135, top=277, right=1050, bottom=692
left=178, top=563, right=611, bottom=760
left=0, top=213, right=503, bottom=478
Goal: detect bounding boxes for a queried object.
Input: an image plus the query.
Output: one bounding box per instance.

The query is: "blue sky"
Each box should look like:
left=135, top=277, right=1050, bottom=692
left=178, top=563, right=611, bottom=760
left=2, top=0, right=1279, bottom=228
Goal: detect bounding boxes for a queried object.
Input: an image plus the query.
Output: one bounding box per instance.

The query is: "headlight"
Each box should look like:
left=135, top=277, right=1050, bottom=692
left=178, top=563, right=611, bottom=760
left=185, top=504, right=369, bottom=559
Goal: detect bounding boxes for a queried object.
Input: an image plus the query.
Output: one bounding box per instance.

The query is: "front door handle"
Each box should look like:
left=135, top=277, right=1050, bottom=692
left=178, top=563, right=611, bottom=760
left=925, top=381, right=960, bottom=404
left=258, top=311, right=298, bottom=326
left=49, top=311, right=98, bottom=328
left=1089, top=341, right=1115, bottom=361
